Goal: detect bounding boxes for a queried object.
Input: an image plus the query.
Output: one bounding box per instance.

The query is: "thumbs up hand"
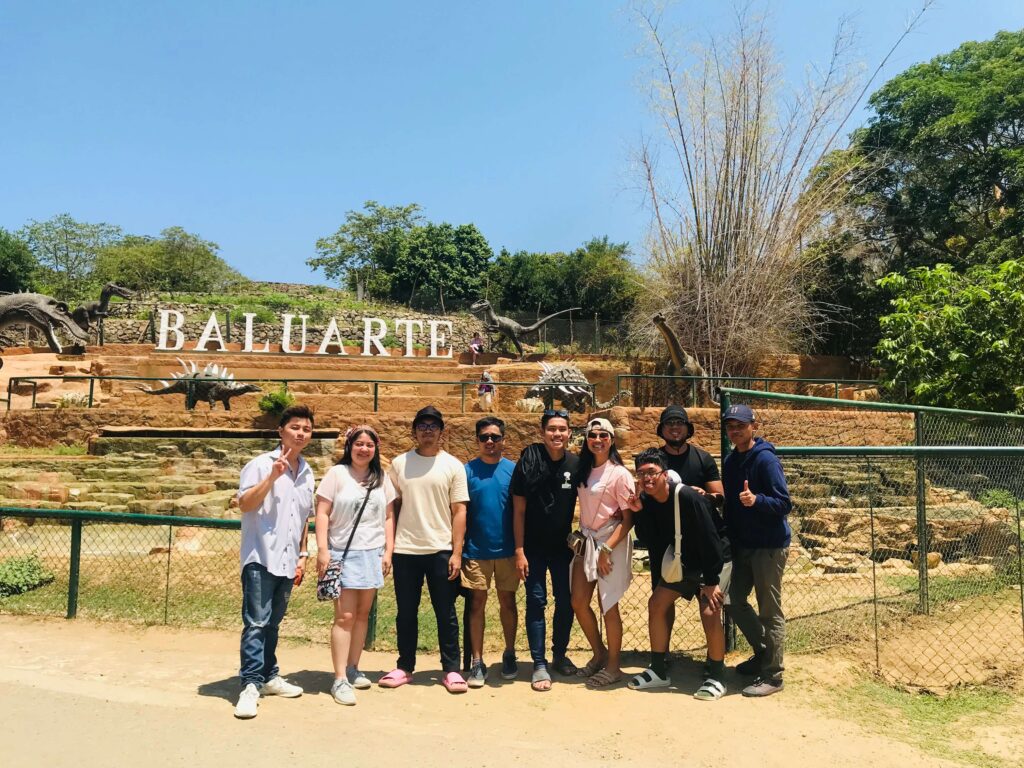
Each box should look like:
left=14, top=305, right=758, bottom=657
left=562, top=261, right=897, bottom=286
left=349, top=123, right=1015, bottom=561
left=739, top=479, right=756, bottom=508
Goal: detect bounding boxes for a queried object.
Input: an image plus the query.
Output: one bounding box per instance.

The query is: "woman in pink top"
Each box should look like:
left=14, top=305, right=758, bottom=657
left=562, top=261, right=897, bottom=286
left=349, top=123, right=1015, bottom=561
left=570, top=417, right=635, bottom=688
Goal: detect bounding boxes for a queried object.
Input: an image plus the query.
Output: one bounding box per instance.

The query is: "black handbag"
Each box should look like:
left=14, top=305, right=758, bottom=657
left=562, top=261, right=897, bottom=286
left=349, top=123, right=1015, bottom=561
left=316, top=486, right=372, bottom=601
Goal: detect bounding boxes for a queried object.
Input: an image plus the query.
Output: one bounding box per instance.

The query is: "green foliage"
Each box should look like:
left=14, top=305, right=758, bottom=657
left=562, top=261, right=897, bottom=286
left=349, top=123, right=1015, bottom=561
left=393, top=222, right=492, bottom=310
left=257, top=385, right=295, bottom=416
left=0, top=554, right=55, bottom=597
left=977, top=488, right=1021, bottom=510
left=20, top=214, right=122, bottom=301
left=0, top=228, right=37, bottom=293
left=809, top=31, right=1024, bottom=354
left=95, top=227, right=243, bottom=294
left=876, top=260, right=1024, bottom=412
left=485, top=237, right=640, bottom=320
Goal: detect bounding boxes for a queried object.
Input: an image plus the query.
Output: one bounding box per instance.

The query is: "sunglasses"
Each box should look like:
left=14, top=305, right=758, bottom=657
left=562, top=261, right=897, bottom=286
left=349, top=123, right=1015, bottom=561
left=477, top=433, right=503, bottom=443
left=414, top=422, right=441, bottom=433
left=636, top=469, right=665, bottom=480
left=543, top=409, right=569, bottom=418
left=586, top=431, right=612, bottom=440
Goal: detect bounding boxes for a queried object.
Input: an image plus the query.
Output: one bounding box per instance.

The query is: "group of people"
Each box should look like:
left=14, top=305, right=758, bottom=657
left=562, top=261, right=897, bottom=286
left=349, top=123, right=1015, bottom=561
left=232, top=401, right=792, bottom=719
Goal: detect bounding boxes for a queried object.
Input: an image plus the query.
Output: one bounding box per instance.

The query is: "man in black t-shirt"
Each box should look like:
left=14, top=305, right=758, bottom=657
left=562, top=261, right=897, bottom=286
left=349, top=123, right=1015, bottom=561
left=511, top=409, right=580, bottom=692
left=627, top=449, right=731, bottom=700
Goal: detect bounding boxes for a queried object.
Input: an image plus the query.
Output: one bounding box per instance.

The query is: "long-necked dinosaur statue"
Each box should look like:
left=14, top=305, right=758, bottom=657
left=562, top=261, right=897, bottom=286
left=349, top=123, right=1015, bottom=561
left=0, top=292, right=91, bottom=353
left=72, top=283, right=133, bottom=332
left=469, top=299, right=581, bottom=360
left=652, top=312, right=718, bottom=405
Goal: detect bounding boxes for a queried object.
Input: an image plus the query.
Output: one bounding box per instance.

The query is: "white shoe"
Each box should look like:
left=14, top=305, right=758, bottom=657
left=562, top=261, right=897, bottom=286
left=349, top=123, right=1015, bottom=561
left=332, top=678, right=357, bottom=706
left=234, top=683, right=259, bottom=719
left=262, top=676, right=303, bottom=698
left=347, top=666, right=372, bottom=690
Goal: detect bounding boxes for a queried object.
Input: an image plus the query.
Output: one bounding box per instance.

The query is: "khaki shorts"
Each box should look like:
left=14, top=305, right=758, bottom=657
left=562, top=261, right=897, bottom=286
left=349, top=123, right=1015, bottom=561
left=461, top=557, right=520, bottom=592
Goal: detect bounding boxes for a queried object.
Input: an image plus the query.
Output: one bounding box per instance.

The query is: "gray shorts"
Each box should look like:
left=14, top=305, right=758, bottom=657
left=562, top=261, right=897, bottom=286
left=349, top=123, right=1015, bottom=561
left=662, top=561, right=732, bottom=606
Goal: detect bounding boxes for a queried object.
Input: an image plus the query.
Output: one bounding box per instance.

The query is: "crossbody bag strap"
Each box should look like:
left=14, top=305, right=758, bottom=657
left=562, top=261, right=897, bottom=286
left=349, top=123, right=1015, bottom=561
left=340, top=486, right=373, bottom=560
left=672, top=483, right=682, bottom=557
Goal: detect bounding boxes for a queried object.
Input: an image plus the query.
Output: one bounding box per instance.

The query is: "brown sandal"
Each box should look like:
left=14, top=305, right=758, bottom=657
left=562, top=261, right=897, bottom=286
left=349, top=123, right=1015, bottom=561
left=585, top=669, right=623, bottom=688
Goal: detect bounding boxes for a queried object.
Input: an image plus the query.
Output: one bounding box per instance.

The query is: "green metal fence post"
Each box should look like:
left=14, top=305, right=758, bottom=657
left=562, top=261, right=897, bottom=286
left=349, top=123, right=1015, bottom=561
left=364, top=595, right=377, bottom=650
left=67, top=518, right=82, bottom=619
left=461, top=383, right=466, bottom=413
left=719, top=391, right=732, bottom=465
left=373, top=383, right=379, bottom=412
left=98, top=317, right=104, bottom=346
left=914, top=411, right=929, bottom=614
left=225, top=311, right=231, bottom=344
left=1015, top=498, right=1023, bottom=646
left=6, top=378, right=12, bottom=412
left=88, top=378, right=95, bottom=408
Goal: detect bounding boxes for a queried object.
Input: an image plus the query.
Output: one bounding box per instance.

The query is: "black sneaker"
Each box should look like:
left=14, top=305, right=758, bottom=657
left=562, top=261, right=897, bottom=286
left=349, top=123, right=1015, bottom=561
left=500, top=650, right=518, bottom=680
left=742, top=677, right=784, bottom=697
left=734, top=654, right=763, bottom=676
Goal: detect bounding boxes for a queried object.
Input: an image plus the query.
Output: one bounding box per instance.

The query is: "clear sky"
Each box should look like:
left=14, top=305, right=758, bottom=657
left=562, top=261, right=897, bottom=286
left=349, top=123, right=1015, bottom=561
left=2, top=1, right=1021, bottom=284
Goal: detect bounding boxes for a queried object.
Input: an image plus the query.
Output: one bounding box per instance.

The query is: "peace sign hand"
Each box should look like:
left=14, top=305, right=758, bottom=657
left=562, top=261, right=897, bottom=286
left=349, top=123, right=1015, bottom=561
left=271, top=447, right=293, bottom=479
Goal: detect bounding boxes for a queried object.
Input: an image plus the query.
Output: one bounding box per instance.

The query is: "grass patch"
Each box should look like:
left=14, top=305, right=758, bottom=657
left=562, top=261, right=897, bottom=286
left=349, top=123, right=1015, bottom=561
left=828, top=675, right=1021, bottom=768
left=0, top=444, right=88, bottom=456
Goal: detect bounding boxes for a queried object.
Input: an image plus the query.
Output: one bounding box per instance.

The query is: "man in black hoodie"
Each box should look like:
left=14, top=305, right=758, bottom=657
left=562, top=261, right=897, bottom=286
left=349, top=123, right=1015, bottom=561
left=721, top=404, right=792, bottom=697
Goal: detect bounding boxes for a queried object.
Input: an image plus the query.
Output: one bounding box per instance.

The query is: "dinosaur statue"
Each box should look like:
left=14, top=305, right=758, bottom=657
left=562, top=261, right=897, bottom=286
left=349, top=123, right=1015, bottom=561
left=524, top=361, right=632, bottom=413
left=137, top=359, right=261, bottom=410
left=469, top=299, right=582, bottom=360
left=72, top=283, right=133, bottom=332
left=652, top=312, right=718, bottom=405
left=0, top=292, right=91, bottom=354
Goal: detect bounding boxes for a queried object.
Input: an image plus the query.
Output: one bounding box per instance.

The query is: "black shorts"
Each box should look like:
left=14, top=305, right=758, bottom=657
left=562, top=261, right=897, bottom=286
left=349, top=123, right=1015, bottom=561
left=659, top=562, right=733, bottom=605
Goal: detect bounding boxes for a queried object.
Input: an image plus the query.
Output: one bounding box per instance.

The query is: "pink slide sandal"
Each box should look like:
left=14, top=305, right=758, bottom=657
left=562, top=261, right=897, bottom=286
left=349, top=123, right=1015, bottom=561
left=442, top=671, right=468, bottom=694
left=378, top=669, right=413, bottom=688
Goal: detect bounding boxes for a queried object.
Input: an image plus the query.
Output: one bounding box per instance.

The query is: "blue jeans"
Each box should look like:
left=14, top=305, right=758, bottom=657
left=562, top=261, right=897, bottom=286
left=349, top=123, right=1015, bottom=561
left=239, top=562, right=293, bottom=689
left=523, top=546, right=573, bottom=667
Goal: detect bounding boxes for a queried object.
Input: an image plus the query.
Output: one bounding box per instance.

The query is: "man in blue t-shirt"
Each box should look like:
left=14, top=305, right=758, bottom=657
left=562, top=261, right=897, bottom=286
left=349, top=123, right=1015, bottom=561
left=462, top=416, right=518, bottom=688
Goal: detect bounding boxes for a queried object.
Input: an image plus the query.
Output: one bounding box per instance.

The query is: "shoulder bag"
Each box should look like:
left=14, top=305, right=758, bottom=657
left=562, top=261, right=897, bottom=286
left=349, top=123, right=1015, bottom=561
left=660, top=484, right=684, bottom=583
left=316, top=484, right=373, bottom=602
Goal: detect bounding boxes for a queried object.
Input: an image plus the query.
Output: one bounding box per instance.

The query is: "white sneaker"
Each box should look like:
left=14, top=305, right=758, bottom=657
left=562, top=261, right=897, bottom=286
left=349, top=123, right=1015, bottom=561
left=234, top=683, right=259, bottom=719
left=262, top=676, right=303, bottom=698
left=331, top=678, right=357, bottom=706
left=347, top=666, right=372, bottom=690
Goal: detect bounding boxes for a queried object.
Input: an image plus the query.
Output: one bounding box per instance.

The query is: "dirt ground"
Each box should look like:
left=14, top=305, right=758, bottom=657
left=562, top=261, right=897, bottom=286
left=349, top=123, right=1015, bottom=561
left=1, top=614, right=972, bottom=768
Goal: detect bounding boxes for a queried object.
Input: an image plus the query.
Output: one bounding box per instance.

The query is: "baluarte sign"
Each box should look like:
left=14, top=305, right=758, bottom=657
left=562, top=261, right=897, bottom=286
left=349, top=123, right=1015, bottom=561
left=155, top=310, right=456, bottom=358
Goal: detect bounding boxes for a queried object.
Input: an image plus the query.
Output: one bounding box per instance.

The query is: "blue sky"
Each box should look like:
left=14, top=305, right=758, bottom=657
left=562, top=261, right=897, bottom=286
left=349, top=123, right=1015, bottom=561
left=2, top=1, right=1021, bottom=284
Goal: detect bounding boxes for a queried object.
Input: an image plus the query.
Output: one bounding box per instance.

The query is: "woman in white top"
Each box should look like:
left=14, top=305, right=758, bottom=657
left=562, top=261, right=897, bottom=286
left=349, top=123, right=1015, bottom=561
left=315, top=425, right=396, bottom=706
left=570, top=417, right=635, bottom=689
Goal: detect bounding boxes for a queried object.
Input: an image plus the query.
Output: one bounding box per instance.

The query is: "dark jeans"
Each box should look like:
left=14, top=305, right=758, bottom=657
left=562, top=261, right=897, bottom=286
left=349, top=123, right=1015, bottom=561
left=392, top=551, right=461, bottom=673
left=239, top=562, right=293, bottom=689
left=726, top=546, right=787, bottom=679
left=523, top=545, right=573, bottom=667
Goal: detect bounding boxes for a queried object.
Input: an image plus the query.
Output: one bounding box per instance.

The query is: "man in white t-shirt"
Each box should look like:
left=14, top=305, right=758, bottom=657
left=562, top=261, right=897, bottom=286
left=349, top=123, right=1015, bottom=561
left=379, top=405, right=470, bottom=693
left=234, top=404, right=316, bottom=719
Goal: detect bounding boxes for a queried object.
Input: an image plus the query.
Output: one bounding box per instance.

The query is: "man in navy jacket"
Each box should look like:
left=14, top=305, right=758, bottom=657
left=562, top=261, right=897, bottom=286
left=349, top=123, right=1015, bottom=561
left=721, top=404, right=791, bottom=697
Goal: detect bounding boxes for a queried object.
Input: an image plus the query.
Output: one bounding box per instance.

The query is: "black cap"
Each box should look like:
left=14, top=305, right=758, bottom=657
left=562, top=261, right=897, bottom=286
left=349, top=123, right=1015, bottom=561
left=657, top=404, right=693, bottom=439
left=413, top=405, right=445, bottom=430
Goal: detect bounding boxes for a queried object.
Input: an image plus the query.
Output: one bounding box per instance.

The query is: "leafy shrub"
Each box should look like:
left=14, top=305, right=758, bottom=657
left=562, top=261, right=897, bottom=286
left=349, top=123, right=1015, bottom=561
left=258, top=386, right=294, bottom=416
left=0, top=554, right=55, bottom=597
left=978, top=488, right=1021, bottom=510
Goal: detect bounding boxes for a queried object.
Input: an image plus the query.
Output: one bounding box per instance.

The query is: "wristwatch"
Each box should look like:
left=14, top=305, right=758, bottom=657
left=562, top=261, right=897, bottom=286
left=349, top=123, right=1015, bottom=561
left=598, top=543, right=613, bottom=555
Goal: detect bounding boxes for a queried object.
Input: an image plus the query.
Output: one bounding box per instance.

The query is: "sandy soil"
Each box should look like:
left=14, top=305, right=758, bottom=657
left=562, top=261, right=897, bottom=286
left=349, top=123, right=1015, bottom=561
left=1, top=614, right=967, bottom=768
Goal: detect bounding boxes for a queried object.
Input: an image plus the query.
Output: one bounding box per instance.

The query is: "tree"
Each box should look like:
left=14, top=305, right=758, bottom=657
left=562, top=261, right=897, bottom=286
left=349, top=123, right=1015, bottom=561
left=484, top=249, right=567, bottom=314
left=629, top=3, right=929, bottom=376
left=95, top=228, right=242, bottom=294
left=876, top=261, right=1024, bottom=412
left=392, top=222, right=492, bottom=311
left=20, top=214, right=121, bottom=301
left=308, top=201, right=422, bottom=300
left=810, top=30, right=1024, bottom=354
left=568, top=237, right=642, bottom=320
left=0, top=228, right=37, bottom=293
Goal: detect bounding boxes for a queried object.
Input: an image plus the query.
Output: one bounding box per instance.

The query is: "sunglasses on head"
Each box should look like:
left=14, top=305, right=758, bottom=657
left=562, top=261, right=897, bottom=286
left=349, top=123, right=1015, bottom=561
left=477, top=433, right=503, bottom=442
left=543, top=409, right=569, bottom=418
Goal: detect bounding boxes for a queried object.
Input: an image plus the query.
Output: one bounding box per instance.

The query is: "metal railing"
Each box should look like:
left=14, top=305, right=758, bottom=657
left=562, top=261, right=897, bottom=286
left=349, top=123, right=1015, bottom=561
left=5, top=375, right=595, bottom=413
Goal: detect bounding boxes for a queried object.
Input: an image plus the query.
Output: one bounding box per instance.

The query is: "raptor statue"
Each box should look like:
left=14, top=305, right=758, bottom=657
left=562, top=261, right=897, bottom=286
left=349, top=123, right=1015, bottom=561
left=525, top=361, right=631, bottom=413
left=469, top=299, right=582, bottom=361
left=0, top=292, right=91, bottom=354
left=652, top=312, right=718, bottom=405
left=137, top=359, right=261, bottom=411
left=72, top=283, right=133, bottom=332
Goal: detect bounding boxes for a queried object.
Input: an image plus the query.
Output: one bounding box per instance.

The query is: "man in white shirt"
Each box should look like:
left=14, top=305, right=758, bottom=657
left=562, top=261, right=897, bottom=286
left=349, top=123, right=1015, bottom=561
left=379, top=406, right=471, bottom=693
left=234, top=404, right=316, bottom=719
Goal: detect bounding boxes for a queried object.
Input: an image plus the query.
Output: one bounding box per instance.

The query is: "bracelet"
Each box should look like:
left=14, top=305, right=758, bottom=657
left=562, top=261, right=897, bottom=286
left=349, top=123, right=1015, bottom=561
left=298, top=551, right=308, bottom=558
left=598, top=543, right=613, bottom=555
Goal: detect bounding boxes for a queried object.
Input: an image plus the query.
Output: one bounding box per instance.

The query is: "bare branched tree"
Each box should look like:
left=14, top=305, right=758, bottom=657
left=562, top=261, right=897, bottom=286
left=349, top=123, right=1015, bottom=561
left=629, top=1, right=931, bottom=377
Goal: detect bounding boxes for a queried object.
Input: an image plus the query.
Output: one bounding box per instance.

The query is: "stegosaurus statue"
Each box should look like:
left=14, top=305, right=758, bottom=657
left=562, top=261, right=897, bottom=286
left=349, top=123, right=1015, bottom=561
left=137, top=359, right=261, bottom=410
left=524, top=361, right=631, bottom=413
